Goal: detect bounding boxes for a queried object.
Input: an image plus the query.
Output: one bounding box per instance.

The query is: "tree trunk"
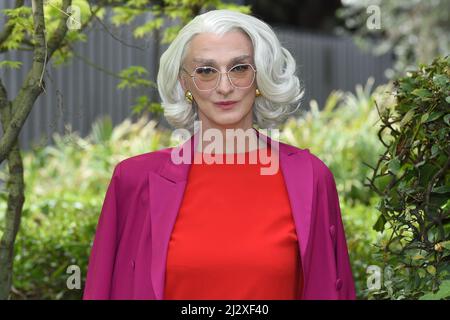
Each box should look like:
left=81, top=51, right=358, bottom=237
left=0, top=139, right=25, bottom=299
left=0, top=79, right=25, bottom=299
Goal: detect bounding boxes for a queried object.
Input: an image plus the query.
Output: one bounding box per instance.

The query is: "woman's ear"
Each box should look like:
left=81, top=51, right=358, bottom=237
left=178, top=74, right=188, bottom=92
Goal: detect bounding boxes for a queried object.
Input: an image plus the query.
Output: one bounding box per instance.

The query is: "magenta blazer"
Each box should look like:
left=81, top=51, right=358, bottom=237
left=83, top=129, right=356, bottom=300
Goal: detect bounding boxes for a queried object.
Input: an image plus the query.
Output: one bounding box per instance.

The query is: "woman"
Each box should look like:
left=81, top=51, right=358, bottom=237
left=83, top=9, right=356, bottom=300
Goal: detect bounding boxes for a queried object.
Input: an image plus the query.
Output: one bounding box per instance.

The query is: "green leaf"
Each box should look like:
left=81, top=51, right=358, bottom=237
left=388, top=158, right=401, bottom=175
left=117, top=66, right=153, bottom=89
left=419, top=280, right=450, bottom=300
left=444, top=114, right=450, bottom=126
left=417, top=268, right=426, bottom=278
left=374, top=175, right=391, bottom=191
left=412, top=88, right=431, bottom=98
left=432, top=75, right=448, bottom=88
left=420, top=113, right=429, bottom=123
left=431, top=145, right=439, bottom=157
left=445, top=96, right=450, bottom=104
left=432, top=185, right=450, bottom=194
left=423, top=111, right=444, bottom=123
left=426, top=265, right=436, bottom=275
left=400, top=108, right=415, bottom=127
left=419, top=292, right=437, bottom=300
left=373, top=214, right=386, bottom=232
left=133, top=18, right=164, bottom=38
left=0, top=60, right=23, bottom=69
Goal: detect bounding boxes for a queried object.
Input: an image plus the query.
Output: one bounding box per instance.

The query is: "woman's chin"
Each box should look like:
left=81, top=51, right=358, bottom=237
left=212, top=115, right=246, bottom=127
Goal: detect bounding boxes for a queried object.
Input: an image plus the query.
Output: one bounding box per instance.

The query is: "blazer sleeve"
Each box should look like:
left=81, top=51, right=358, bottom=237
left=325, top=168, right=357, bottom=300
left=83, top=164, right=121, bottom=300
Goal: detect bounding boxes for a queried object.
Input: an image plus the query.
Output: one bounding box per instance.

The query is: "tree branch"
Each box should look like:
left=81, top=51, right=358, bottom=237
left=88, top=5, right=146, bottom=51
left=0, top=0, right=72, bottom=164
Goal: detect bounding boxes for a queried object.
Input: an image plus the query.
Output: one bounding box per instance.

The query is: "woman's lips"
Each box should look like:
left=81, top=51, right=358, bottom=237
left=215, top=101, right=237, bottom=110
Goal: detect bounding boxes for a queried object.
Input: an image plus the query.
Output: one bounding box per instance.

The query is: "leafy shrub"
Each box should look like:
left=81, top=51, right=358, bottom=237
left=340, top=197, right=382, bottom=299
left=366, top=56, right=450, bottom=299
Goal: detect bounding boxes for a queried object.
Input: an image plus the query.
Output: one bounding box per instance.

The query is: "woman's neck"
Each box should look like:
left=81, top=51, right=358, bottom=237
left=195, top=127, right=267, bottom=154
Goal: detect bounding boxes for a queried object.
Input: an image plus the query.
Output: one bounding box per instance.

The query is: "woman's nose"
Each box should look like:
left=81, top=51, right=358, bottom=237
left=216, top=72, right=234, bottom=95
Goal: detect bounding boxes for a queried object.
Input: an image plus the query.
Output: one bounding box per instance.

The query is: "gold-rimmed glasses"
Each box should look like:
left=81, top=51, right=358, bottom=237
left=181, top=63, right=257, bottom=91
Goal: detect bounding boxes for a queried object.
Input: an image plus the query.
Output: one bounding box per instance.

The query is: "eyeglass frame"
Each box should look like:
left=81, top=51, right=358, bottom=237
left=181, top=63, right=257, bottom=92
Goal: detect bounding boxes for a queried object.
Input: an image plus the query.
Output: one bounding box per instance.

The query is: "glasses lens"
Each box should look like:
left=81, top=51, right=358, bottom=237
left=193, top=66, right=219, bottom=90
left=228, top=64, right=255, bottom=88
left=192, top=64, right=256, bottom=90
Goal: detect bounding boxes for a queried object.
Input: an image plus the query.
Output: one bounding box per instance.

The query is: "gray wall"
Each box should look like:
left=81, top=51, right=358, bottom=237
left=0, top=3, right=392, bottom=151
left=277, top=27, right=392, bottom=105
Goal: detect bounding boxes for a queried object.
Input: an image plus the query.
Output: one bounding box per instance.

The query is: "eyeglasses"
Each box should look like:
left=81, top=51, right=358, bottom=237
left=181, top=63, right=257, bottom=91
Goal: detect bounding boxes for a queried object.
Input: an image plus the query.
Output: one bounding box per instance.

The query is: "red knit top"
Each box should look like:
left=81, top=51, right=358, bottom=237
left=164, top=146, right=303, bottom=300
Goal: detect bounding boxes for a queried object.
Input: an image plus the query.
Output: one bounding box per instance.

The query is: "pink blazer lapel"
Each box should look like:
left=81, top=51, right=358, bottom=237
left=148, top=129, right=313, bottom=300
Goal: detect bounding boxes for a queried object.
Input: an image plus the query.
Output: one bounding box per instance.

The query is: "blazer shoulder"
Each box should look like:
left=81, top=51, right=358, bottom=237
left=279, top=141, right=333, bottom=181
left=301, top=149, right=336, bottom=186
left=111, top=147, right=174, bottom=187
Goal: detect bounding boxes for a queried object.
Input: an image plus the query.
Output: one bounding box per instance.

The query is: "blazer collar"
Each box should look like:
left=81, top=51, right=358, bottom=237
left=157, top=127, right=299, bottom=182
left=148, top=128, right=312, bottom=300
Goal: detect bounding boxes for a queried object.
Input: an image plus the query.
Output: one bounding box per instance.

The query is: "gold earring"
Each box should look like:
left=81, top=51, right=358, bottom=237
left=185, top=90, right=193, bottom=103
left=255, top=88, right=261, bottom=97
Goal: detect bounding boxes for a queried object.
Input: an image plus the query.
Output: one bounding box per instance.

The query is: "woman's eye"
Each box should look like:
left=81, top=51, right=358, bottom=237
left=196, top=67, right=216, bottom=75
left=231, top=64, right=250, bottom=72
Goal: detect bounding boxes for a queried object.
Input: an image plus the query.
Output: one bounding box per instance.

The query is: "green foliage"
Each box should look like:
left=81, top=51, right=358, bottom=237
left=337, top=0, right=450, bottom=77
left=0, top=6, right=33, bottom=51
left=116, top=65, right=163, bottom=117
left=130, top=96, right=164, bottom=116
left=340, top=197, right=383, bottom=299
left=45, top=0, right=93, bottom=66
left=366, top=56, right=450, bottom=299
left=0, top=60, right=23, bottom=70
left=117, top=66, right=155, bottom=89
left=419, top=280, right=450, bottom=300
left=110, top=0, right=250, bottom=43
left=1, top=0, right=96, bottom=61
left=133, top=18, right=164, bottom=38
left=111, top=6, right=143, bottom=26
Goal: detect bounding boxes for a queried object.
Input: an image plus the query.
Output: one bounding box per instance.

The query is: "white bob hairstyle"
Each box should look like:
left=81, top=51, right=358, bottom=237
left=157, top=9, right=304, bottom=133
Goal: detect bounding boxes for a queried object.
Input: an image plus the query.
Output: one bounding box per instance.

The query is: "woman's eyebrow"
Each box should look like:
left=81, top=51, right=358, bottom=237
left=192, top=55, right=251, bottom=65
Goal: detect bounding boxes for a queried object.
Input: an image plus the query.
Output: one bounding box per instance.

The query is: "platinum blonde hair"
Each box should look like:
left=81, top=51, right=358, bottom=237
left=157, top=9, right=304, bottom=133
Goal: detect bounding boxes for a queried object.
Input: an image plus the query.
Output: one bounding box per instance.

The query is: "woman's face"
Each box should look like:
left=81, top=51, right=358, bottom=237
left=179, top=31, right=257, bottom=131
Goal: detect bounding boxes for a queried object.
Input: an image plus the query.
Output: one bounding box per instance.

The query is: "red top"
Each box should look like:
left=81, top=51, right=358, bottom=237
left=164, top=146, right=303, bottom=299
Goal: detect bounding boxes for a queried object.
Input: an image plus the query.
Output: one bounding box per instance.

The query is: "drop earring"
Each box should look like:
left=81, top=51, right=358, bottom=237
left=255, top=88, right=261, bottom=97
